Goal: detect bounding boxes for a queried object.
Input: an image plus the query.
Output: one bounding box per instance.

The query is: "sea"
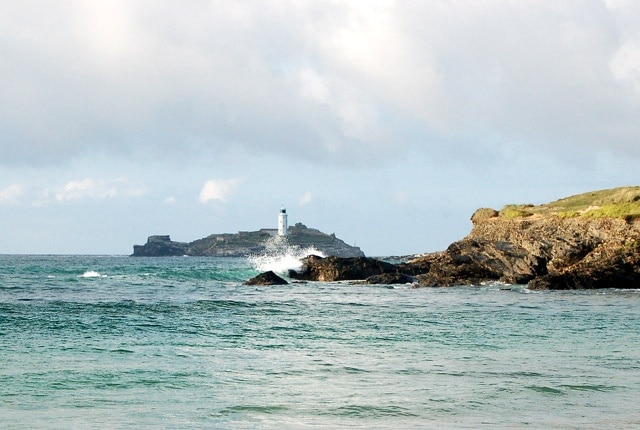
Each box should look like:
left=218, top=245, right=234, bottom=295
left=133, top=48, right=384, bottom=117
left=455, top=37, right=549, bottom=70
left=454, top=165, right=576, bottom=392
left=1, top=250, right=639, bottom=429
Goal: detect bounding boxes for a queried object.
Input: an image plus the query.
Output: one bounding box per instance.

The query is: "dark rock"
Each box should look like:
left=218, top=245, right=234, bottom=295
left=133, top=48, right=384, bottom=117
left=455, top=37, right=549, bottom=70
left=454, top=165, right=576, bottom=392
left=365, top=273, right=416, bottom=285
left=289, top=255, right=397, bottom=282
left=528, top=244, right=640, bottom=289
left=244, top=271, right=289, bottom=286
left=409, top=250, right=500, bottom=287
left=131, top=235, right=188, bottom=257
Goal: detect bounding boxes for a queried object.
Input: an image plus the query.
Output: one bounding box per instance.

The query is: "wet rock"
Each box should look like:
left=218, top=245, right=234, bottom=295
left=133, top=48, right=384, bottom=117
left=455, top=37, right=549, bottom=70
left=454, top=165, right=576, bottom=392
left=528, top=243, right=640, bottom=290
left=365, top=273, right=416, bottom=285
left=289, top=255, right=397, bottom=282
left=244, top=271, right=289, bottom=286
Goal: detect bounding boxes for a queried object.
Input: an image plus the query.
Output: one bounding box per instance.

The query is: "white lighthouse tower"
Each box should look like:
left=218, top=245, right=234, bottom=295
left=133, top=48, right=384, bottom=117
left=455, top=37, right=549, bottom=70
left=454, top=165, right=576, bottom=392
left=278, top=207, right=288, bottom=236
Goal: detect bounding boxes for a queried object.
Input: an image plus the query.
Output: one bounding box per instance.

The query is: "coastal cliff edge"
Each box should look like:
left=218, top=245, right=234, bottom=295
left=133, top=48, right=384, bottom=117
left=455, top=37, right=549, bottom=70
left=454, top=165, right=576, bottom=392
left=289, top=187, right=640, bottom=289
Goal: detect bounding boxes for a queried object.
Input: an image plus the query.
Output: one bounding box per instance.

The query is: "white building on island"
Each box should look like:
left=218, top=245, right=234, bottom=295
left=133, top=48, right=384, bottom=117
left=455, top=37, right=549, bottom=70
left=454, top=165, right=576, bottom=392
left=278, top=207, right=288, bottom=236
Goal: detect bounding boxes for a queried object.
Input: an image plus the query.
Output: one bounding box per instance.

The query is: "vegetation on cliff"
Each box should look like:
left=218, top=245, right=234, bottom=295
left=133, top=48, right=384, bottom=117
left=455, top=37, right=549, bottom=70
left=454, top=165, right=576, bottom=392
left=489, top=186, right=640, bottom=221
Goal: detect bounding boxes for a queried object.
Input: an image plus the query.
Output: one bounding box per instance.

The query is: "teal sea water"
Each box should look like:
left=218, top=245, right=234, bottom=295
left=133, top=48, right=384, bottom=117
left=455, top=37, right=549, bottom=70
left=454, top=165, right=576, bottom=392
left=1, top=254, right=639, bottom=429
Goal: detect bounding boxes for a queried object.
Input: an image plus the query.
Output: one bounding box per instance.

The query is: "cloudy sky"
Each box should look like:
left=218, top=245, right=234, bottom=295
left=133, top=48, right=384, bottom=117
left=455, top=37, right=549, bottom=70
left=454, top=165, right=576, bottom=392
left=2, top=0, right=640, bottom=256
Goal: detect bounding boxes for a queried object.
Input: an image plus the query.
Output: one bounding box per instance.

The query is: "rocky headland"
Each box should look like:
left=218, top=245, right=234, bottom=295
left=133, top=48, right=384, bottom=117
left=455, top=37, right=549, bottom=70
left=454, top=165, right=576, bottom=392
left=289, top=187, right=640, bottom=290
left=132, top=222, right=364, bottom=258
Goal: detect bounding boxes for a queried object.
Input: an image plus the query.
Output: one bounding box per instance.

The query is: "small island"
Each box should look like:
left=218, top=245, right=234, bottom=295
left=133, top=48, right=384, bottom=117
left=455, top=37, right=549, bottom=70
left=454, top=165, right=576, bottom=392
left=288, top=186, right=640, bottom=290
left=132, top=208, right=364, bottom=258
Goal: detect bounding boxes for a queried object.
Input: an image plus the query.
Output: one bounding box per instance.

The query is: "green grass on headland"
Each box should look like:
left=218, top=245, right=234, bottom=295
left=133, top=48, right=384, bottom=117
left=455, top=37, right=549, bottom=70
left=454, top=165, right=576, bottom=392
left=581, top=202, right=640, bottom=221
left=498, top=186, right=640, bottom=221
left=499, top=205, right=534, bottom=219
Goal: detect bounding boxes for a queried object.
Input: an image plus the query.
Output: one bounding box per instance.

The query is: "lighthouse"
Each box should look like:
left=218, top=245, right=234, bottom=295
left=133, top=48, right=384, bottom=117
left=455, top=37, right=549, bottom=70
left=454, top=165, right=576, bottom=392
left=278, top=207, right=288, bottom=236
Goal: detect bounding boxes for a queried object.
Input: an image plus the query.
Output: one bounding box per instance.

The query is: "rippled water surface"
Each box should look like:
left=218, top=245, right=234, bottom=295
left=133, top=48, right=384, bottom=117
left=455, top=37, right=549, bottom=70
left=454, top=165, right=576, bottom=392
left=1, top=255, right=639, bottom=428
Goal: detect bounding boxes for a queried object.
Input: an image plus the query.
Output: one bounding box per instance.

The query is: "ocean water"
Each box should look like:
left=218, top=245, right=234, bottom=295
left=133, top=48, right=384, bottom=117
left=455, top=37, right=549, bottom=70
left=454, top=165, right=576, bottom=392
left=1, top=254, right=639, bottom=429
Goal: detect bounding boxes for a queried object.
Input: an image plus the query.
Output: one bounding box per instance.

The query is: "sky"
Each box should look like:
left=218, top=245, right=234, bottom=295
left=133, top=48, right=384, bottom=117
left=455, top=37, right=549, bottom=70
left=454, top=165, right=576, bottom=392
left=2, top=0, right=640, bottom=256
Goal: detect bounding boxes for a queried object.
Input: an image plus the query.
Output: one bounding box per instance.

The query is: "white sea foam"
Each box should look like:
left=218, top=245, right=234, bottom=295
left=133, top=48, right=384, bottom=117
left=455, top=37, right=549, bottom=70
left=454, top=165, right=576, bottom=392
left=80, top=270, right=106, bottom=278
left=248, top=235, right=325, bottom=275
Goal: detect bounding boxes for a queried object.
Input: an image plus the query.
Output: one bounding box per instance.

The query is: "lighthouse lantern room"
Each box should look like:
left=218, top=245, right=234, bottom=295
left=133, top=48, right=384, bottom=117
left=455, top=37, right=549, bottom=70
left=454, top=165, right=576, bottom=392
left=278, top=207, right=288, bottom=236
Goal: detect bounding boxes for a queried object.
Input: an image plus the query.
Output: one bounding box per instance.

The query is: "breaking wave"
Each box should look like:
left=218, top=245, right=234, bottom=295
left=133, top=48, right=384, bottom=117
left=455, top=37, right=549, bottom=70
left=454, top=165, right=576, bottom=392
left=79, top=270, right=106, bottom=278
left=248, top=235, right=324, bottom=275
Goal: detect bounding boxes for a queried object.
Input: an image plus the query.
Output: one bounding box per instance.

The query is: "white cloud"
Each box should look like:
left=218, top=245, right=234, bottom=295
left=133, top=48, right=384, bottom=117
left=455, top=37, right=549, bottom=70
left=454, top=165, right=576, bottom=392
left=1, top=1, right=640, bottom=168
left=299, top=191, right=313, bottom=206
left=56, top=178, right=115, bottom=202
left=317, top=1, right=442, bottom=127
left=199, top=178, right=244, bottom=204
left=610, top=43, right=640, bottom=93
left=0, top=183, right=24, bottom=205
left=604, top=0, right=633, bottom=10
left=53, top=177, right=145, bottom=202
left=299, top=69, right=330, bottom=105
left=164, top=196, right=177, bottom=204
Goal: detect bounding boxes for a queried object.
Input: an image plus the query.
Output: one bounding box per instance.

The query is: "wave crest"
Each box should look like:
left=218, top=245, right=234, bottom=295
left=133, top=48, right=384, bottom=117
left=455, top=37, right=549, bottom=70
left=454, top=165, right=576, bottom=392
left=79, top=270, right=105, bottom=278
left=248, top=236, right=324, bottom=275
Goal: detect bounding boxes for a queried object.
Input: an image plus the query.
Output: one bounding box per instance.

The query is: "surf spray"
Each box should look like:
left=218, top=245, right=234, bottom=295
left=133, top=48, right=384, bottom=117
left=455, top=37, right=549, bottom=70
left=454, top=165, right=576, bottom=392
left=248, top=235, right=325, bottom=275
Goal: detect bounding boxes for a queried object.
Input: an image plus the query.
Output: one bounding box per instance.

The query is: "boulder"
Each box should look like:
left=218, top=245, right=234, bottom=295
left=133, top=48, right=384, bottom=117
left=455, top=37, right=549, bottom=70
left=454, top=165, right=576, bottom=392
left=528, top=243, right=640, bottom=289
left=365, top=273, right=416, bottom=285
left=289, top=255, right=397, bottom=282
left=244, top=271, right=289, bottom=286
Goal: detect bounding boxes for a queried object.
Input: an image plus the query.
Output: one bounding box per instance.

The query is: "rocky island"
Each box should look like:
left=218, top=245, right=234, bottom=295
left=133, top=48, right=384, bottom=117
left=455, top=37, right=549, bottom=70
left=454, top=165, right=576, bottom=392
left=288, top=187, right=640, bottom=290
left=132, top=222, right=364, bottom=258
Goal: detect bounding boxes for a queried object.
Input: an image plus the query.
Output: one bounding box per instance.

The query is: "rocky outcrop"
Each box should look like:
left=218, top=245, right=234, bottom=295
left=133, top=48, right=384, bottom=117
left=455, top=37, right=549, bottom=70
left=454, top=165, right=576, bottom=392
left=131, top=235, right=188, bottom=257
left=244, top=271, right=289, bottom=285
left=187, top=231, right=273, bottom=257
left=366, top=272, right=417, bottom=285
left=290, top=196, right=640, bottom=289
left=418, top=214, right=640, bottom=289
left=132, top=224, right=364, bottom=258
left=289, top=255, right=397, bottom=282
left=286, top=223, right=364, bottom=257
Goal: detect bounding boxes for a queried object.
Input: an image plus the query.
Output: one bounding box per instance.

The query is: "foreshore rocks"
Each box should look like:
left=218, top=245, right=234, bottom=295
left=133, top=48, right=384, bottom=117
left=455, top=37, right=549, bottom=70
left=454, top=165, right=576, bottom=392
left=289, top=213, right=640, bottom=290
